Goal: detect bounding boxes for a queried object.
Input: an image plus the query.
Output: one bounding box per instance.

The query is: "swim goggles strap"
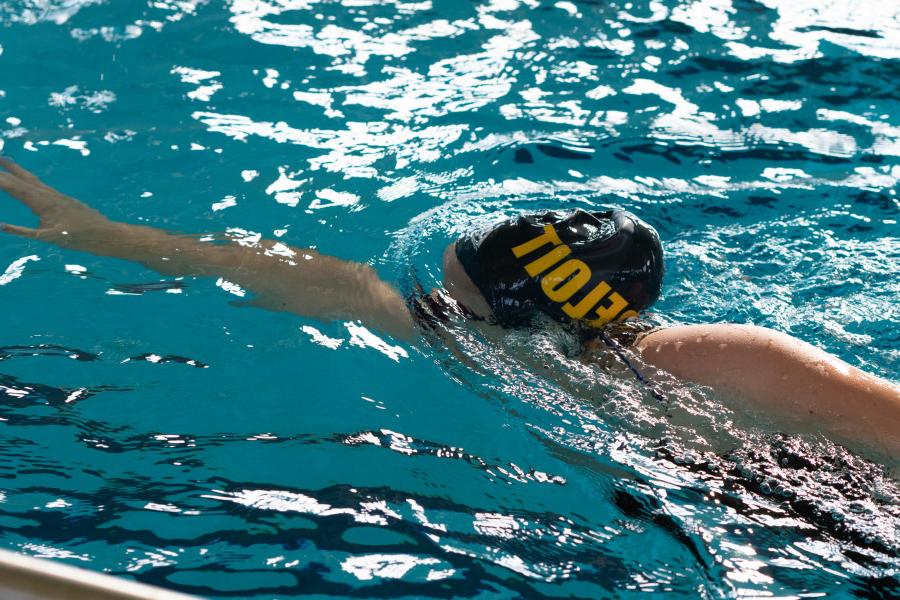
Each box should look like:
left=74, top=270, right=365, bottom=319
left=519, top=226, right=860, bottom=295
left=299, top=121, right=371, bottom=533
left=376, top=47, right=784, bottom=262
left=598, top=330, right=667, bottom=403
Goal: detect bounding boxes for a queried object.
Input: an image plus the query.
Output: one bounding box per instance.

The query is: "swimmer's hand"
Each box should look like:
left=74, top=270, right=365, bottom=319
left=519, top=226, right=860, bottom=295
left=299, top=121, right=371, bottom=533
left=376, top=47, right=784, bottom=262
left=0, top=158, right=415, bottom=340
left=0, top=157, right=112, bottom=242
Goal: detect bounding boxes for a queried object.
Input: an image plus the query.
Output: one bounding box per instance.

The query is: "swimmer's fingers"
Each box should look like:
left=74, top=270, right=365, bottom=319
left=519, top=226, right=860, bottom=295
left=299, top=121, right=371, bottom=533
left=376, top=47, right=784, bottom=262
left=0, top=157, right=42, bottom=185
left=0, top=172, right=43, bottom=218
left=0, top=222, right=67, bottom=244
left=0, top=169, right=102, bottom=228
left=0, top=171, right=28, bottom=196
left=0, top=171, right=53, bottom=221
left=1, top=222, right=44, bottom=239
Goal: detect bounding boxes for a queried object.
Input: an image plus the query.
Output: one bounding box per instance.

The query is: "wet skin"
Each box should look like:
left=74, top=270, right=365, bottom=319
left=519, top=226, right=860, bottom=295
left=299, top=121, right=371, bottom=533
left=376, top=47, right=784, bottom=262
left=444, top=235, right=899, bottom=460
left=1, top=159, right=898, bottom=462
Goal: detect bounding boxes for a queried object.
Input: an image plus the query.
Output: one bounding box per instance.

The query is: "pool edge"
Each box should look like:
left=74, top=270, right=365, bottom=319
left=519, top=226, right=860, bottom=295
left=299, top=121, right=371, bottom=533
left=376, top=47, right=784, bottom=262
left=0, top=548, right=199, bottom=600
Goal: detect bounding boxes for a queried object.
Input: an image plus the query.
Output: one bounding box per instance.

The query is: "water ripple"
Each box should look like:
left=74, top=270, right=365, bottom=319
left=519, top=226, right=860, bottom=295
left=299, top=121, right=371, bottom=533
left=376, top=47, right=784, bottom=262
left=1, top=0, right=898, bottom=597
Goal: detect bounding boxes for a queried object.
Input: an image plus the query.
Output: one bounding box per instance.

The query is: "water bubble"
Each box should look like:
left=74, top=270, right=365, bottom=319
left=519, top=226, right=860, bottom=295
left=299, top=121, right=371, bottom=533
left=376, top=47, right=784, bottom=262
left=759, top=478, right=778, bottom=495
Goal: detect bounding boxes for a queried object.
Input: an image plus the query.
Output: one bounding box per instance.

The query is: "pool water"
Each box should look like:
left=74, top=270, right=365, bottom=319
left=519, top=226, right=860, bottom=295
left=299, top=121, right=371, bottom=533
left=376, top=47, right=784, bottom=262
left=1, top=0, right=898, bottom=597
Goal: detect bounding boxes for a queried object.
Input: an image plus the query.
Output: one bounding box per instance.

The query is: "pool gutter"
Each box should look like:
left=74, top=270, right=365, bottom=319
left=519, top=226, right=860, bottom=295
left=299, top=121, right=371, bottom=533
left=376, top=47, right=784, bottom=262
left=0, top=548, right=199, bottom=599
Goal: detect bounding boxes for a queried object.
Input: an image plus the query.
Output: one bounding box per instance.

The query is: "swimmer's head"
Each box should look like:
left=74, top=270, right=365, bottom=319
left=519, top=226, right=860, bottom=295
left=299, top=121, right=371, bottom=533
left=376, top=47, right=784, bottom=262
left=449, top=209, right=664, bottom=328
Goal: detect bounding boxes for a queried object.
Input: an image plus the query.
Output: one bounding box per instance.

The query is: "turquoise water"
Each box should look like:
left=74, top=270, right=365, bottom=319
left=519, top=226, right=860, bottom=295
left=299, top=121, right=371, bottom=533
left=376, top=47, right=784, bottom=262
left=1, top=0, right=898, bottom=597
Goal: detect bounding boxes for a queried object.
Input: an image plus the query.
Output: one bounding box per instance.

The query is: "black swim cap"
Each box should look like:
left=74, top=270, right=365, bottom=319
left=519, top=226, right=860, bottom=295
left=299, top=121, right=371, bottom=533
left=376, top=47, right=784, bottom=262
left=454, top=209, right=664, bottom=328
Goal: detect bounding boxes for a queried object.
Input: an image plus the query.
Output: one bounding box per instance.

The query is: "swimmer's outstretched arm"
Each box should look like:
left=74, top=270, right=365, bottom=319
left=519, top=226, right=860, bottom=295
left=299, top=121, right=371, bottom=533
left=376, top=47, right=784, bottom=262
left=636, top=324, right=900, bottom=461
left=0, top=159, right=416, bottom=340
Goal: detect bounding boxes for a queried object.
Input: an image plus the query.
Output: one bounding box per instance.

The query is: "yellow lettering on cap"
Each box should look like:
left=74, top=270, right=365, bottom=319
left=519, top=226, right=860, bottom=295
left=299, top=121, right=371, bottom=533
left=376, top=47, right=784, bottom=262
left=523, top=245, right=571, bottom=277
left=541, top=259, right=591, bottom=302
left=510, top=222, right=642, bottom=326
left=511, top=224, right=563, bottom=258
left=586, top=291, right=630, bottom=327
left=562, top=280, right=611, bottom=319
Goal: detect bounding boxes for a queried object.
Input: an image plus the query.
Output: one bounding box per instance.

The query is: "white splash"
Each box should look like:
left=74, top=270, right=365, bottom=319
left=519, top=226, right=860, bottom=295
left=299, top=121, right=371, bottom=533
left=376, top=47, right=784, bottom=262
left=309, top=188, right=359, bottom=210
left=216, top=277, right=246, bottom=297
left=345, top=322, right=408, bottom=361
left=171, top=66, right=223, bottom=101
left=212, top=195, right=237, bottom=211
left=300, top=325, right=344, bottom=349
left=341, top=554, right=443, bottom=581
left=0, top=255, right=39, bottom=286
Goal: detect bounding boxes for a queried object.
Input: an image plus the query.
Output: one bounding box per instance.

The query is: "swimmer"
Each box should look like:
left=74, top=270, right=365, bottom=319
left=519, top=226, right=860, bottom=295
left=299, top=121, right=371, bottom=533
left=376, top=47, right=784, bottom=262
left=1, top=158, right=898, bottom=462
